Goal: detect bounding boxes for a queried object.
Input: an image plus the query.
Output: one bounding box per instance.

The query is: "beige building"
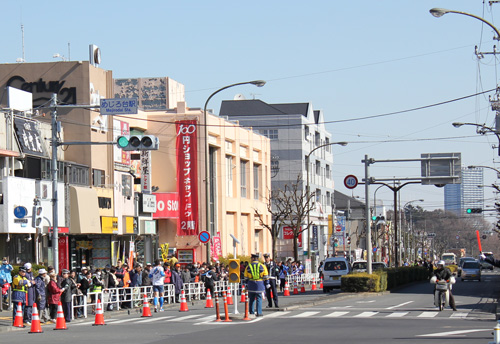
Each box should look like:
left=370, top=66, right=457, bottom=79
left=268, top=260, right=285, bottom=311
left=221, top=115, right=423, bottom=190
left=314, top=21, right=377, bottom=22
left=119, top=102, right=273, bottom=262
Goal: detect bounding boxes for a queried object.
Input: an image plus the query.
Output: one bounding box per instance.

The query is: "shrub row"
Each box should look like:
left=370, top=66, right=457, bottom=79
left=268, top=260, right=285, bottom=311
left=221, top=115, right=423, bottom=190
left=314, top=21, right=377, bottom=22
left=341, top=266, right=430, bottom=292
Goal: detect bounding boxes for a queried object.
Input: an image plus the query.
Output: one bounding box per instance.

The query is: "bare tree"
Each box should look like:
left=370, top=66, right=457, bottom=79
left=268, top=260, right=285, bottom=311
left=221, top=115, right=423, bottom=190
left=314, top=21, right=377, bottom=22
left=254, top=188, right=292, bottom=260
left=284, top=176, right=316, bottom=261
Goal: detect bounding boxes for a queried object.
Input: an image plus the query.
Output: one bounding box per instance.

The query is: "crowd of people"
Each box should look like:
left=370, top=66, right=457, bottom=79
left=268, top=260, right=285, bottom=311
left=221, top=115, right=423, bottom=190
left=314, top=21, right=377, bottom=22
left=1, top=254, right=310, bottom=325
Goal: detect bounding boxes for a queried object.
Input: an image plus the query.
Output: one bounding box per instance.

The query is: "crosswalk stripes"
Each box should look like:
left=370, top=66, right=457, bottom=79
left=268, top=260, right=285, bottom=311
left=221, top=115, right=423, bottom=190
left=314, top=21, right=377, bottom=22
left=385, top=312, right=408, bottom=318
left=264, top=311, right=290, bottom=318
left=417, top=312, right=439, bottom=318
left=354, top=311, right=378, bottom=318
left=291, top=311, right=319, bottom=318
left=138, top=316, right=174, bottom=323
left=325, top=311, right=349, bottom=317
left=450, top=312, right=468, bottom=319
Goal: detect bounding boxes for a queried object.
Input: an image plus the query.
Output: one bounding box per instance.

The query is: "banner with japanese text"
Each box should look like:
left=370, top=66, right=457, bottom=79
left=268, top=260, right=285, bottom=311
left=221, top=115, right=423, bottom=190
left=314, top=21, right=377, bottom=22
left=211, top=232, right=222, bottom=261
left=176, top=120, right=199, bottom=236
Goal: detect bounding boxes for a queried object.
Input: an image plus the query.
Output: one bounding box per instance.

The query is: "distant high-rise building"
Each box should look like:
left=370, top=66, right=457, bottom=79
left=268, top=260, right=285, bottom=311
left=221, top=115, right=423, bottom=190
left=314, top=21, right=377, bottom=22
left=444, top=167, right=483, bottom=215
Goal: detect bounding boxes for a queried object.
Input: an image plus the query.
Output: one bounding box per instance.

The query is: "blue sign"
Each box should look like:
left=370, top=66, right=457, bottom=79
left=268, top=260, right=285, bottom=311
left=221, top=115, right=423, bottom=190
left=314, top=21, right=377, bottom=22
left=312, top=225, right=318, bottom=251
left=14, top=206, right=28, bottom=219
left=100, top=98, right=138, bottom=115
left=198, top=231, right=211, bottom=244
left=338, top=216, right=346, bottom=232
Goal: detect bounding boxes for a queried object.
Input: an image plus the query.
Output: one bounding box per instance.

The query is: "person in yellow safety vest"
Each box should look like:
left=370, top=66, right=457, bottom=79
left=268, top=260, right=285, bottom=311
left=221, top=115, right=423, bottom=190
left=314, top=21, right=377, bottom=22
left=244, top=253, right=269, bottom=317
left=12, top=267, right=30, bottom=325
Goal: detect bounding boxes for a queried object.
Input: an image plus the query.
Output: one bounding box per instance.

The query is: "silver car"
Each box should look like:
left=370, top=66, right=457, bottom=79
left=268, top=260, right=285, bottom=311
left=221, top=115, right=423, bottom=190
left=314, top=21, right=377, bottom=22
left=461, top=260, right=481, bottom=281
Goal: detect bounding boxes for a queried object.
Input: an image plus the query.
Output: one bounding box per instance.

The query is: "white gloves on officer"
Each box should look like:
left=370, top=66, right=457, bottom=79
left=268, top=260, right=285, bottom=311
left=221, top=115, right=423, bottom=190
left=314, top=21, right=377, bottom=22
left=266, top=284, right=271, bottom=289
left=480, top=253, right=486, bottom=260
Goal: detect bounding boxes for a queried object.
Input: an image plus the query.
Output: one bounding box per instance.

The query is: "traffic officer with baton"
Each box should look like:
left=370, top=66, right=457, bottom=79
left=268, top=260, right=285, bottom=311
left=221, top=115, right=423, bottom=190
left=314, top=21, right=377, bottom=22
left=264, top=253, right=279, bottom=308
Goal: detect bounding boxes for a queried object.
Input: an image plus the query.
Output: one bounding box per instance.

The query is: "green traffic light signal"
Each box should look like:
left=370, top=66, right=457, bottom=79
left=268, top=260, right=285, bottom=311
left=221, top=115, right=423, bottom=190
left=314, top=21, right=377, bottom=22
left=466, top=208, right=482, bottom=214
left=371, top=216, right=377, bottom=221
left=117, top=136, right=129, bottom=148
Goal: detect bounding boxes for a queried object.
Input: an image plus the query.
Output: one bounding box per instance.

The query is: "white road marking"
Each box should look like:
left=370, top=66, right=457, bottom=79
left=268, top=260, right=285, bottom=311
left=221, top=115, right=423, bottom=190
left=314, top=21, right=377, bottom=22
left=107, top=318, right=140, bottom=324
left=325, top=311, right=349, bottom=317
left=354, top=311, right=378, bottom=317
left=264, top=311, right=290, bottom=318
left=385, top=312, right=408, bottom=318
left=171, top=314, right=203, bottom=321
left=450, top=312, right=468, bottom=319
left=356, top=300, right=376, bottom=303
left=138, top=316, right=173, bottom=323
left=387, top=301, right=413, bottom=309
left=418, top=312, right=439, bottom=318
left=418, top=329, right=490, bottom=337
left=291, top=311, right=320, bottom=317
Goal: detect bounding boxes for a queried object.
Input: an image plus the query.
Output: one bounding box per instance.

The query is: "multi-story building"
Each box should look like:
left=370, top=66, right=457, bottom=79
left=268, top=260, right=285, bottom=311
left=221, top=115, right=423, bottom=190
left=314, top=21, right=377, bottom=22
left=0, top=61, right=272, bottom=268
left=220, top=99, right=337, bottom=266
left=444, top=167, right=484, bottom=216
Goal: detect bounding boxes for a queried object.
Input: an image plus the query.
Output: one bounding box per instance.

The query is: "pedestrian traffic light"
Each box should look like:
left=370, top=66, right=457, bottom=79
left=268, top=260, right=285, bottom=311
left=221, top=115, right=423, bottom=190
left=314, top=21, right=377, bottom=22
left=32, top=205, right=42, bottom=228
left=228, top=259, right=240, bottom=283
left=116, top=135, right=159, bottom=151
left=346, top=236, right=351, bottom=245
left=371, top=215, right=377, bottom=221
left=466, top=208, right=482, bottom=214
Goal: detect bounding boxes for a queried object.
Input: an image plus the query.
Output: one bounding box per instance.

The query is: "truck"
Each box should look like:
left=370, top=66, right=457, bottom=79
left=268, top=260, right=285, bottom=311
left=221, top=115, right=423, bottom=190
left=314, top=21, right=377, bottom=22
left=441, top=252, right=457, bottom=265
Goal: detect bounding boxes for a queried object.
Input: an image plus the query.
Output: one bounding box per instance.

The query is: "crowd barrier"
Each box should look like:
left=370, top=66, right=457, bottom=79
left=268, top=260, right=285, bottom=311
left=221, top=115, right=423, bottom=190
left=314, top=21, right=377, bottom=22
left=69, top=274, right=318, bottom=318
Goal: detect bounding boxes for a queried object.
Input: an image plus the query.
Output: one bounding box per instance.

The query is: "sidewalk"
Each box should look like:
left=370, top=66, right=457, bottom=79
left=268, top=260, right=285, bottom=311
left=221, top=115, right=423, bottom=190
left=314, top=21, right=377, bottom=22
left=0, top=288, right=360, bottom=333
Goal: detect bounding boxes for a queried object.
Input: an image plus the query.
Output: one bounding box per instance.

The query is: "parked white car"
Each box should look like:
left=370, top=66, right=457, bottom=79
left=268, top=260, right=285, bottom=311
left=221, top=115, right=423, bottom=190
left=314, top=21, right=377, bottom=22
left=322, top=257, right=351, bottom=292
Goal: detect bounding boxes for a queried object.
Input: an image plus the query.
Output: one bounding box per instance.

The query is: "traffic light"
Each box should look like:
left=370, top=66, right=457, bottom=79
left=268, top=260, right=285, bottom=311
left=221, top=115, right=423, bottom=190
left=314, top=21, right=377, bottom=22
left=32, top=205, right=42, bottom=228
left=228, top=259, right=240, bottom=283
left=346, top=236, right=351, bottom=245
left=371, top=215, right=377, bottom=221
left=466, top=208, right=482, bottom=214
left=116, top=135, right=159, bottom=151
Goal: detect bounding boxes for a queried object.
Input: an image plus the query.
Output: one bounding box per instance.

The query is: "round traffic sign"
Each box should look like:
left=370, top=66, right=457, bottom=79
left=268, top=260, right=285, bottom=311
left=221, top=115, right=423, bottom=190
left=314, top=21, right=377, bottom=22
left=335, top=225, right=342, bottom=232
left=344, top=175, right=358, bottom=189
left=14, top=206, right=28, bottom=219
left=198, top=231, right=211, bottom=244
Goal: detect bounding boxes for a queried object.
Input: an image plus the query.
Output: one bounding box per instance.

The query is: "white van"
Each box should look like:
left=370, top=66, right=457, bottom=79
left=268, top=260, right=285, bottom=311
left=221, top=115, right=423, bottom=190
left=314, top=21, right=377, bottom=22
left=322, top=257, right=351, bottom=292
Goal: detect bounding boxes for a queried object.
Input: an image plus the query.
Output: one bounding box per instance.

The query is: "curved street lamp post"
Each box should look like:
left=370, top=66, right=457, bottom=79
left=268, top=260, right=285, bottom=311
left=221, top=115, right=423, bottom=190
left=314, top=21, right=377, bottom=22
left=306, top=141, right=347, bottom=272
left=203, top=80, right=266, bottom=262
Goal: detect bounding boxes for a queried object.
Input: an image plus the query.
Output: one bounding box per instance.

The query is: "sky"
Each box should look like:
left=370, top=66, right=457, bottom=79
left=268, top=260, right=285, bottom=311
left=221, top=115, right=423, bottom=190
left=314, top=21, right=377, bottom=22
left=2, top=0, right=500, bottom=222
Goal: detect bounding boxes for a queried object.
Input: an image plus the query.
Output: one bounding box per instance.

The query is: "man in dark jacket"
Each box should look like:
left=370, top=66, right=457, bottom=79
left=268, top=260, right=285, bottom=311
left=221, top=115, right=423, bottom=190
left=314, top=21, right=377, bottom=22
left=481, top=253, right=500, bottom=267
left=34, top=268, right=49, bottom=323
left=142, top=263, right=152, bottom=287
left=171, top=264, right=184, bottom=302
left=60, top=269, right=78, bottom=322
left=433, top=260, right=457, bottom=311
left=23, top=262, right=37, bottom=324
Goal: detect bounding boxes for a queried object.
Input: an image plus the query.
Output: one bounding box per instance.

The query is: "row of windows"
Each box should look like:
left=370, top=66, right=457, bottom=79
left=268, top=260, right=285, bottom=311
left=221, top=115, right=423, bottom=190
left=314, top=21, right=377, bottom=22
left=225, top=155, right=261, bottom=199
left=19, top=157, right=89, bottom=186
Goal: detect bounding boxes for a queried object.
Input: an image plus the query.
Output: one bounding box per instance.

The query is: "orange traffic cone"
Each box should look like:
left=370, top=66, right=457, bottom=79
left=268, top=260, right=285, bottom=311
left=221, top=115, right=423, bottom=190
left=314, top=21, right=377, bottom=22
left=226, top=286, right=234, bottom=305
left=13, top=302, right=25, bottom=328
left=293, top=280, right=299, bottom=295
left=300, top=281, right=306, bottom=293
left=283, top=281, right=290, bottom=296
left=141, top=294, right=152, bottom=317
left=29, top=303, right=43, bottom=333
left=179, top=290, right=189, bottom=312
left=240, top=285, right=246, bottom=303
left=311, top=276, right=317, bottom=291
left=205, top=290, right=214, bottom=308
left=92, top=299, right=106, bottom=326
left=54, top=302, right=67, bottom=330
left=319, top=277, right=323, bottom=289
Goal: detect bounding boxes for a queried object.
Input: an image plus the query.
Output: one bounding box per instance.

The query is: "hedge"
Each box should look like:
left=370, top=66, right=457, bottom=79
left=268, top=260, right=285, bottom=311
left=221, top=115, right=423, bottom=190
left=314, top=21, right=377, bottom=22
left=341, top=266, right=429, bottom=292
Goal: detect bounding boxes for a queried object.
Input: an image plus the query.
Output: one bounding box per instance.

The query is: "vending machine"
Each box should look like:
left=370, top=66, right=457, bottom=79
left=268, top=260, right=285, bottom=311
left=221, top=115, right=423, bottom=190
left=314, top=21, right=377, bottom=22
left=177, top=248, right=195, bottom=266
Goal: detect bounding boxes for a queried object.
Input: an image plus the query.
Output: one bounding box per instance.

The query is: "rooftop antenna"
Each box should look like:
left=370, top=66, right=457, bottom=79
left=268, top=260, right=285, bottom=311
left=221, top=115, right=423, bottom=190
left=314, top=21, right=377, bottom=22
left=68, top=42, right=71, bottom=61
left=16, top=23, right=26, bottom=63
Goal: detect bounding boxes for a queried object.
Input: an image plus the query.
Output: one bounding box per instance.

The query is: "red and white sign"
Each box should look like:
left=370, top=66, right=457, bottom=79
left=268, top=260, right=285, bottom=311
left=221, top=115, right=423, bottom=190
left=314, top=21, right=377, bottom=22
left=283, top=226, right=302, bottom=248
left=153, top=192, right=179, bottom=219
left=211, top=233, right=222, bottom=261
left=344, top=175, right=358, bottom=189
left=58, top=237, right=69, bottom=273
left=49, top=227, right=69, bottom=234
left=335, top=225, right=342, bottom=232
left=176, top=120, right=199, bottom=236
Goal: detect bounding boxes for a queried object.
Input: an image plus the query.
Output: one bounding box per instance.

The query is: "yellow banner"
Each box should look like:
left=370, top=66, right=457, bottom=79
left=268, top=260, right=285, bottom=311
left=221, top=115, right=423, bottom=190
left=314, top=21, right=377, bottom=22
left=328, top=214, right=333, bottom=236
left=160, top=243, right=169, bottom=261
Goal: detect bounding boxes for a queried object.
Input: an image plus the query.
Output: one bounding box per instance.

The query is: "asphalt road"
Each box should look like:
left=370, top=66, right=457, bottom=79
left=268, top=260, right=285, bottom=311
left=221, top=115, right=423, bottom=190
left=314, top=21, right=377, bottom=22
left=1, top=271, right=498, bottom=343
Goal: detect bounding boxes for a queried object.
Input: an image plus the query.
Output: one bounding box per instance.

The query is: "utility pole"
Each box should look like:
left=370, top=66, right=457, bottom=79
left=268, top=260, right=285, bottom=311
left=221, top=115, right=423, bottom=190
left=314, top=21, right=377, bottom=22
left=51, top=94, right=59, bottom=274
left=363, top=155, right=373, bottom=274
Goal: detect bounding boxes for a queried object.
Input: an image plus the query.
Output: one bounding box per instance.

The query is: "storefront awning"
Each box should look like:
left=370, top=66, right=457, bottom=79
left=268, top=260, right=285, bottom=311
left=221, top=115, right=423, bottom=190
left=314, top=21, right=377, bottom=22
left=70, top=186, right=101, bottom=234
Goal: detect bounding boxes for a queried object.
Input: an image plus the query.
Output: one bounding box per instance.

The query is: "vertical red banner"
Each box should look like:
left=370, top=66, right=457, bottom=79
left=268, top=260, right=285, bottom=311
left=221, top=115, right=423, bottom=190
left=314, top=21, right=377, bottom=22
left=58, top=237, right=69, bottom=273
left=176, top=120, right=199, bottom=236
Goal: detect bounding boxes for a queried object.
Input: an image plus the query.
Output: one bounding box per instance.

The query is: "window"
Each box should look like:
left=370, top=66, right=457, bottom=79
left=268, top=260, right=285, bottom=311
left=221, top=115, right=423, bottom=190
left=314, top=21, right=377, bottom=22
left=325, top=137, right=330, bottom=152
left=68, top=164, right=89, bottom=186
left=253, top=164, right=260, bottom=200
left=316, top=188, right=321, bottom=202
left=326, top=191, right=331, bottom=206
left=305, top=126, right=310, bottom=141
left=259, top=129, right=278, bottom=140
left=326, top=165, right=331, bottom=179
left=226, top=155, right=234, bottom=197
left=315, top=160, right=321, bottom=175
left=315, top=132, right=320, bottom=146
left=92, top=169, right=106, bottom=187
left=241, top=161, right=248, bottom=198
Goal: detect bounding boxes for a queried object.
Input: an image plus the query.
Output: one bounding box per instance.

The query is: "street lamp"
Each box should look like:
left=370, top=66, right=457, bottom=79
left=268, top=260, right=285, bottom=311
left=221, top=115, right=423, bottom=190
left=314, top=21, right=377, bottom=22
left=306, top=141, right=348, bottom=271
left=203, top=80, right=266, bottom=262
left=452, top=122, right=500, bottom=156
left=468, top=164, right=500, bottom=177
left=403, top=199, right=424, bottom=263
left=430, top=8, right=500, bottom=40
